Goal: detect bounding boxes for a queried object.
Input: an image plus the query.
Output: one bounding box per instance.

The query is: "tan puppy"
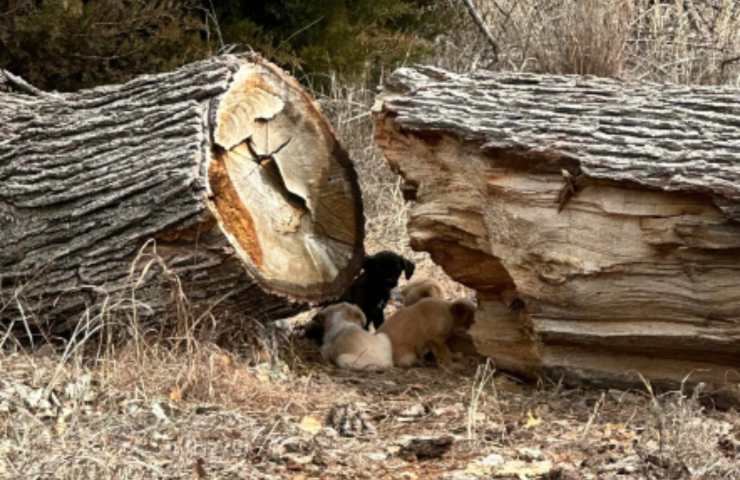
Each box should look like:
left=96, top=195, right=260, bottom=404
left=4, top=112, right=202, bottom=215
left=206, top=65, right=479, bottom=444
left=395, top=278, right=444, bottom=306
left=316, top=303, right=393, bottom=371
left=378, top=297, right=476, bottom=367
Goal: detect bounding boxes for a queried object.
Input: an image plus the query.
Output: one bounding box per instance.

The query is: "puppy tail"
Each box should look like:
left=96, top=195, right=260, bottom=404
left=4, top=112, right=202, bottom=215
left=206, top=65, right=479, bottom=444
left=449, top=299, right=476, bottom=329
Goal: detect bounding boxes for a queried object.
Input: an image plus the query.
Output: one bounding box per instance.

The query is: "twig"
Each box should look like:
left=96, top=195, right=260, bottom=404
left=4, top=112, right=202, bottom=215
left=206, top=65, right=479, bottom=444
left=207, top=0, right=225, bottom=51
left=581, top=391, right=605, bottom=439
left=280, top=16, right=324, bottom=47
left=720, top=54, right=740, bottom=76
left=460, top=0, right=499, bottom=64
left=0, top=70, right=57, bottom=97
left=491, top=0, right=516, bottom=33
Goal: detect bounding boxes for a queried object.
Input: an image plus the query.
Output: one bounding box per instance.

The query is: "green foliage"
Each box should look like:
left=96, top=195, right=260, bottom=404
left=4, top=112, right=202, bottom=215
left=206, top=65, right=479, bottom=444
left=0, top=0, right=447, bottom=91
left=0, top=0, right=211, bottom=91
left=213, top=0, right=445, bottom=87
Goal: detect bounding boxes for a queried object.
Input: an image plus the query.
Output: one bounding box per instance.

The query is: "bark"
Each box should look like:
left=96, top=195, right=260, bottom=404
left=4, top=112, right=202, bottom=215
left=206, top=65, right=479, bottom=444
left=374, top=66, right=740, bottom=401
left=0, top=54, right=364, bottom=334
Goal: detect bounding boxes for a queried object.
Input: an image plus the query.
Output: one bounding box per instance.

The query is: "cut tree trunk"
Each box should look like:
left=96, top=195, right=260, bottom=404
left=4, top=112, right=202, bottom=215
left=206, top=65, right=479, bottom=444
left=374, top=66, right=740, bottom=402
left=0, top=54, right=364, bottom=335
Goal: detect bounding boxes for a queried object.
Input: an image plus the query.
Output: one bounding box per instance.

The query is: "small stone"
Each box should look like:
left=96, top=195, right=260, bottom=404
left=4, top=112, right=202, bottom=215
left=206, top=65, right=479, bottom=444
left=366, top=452, right=388, bottom=462
left=479, top=453, right=504, bottom=466
left=398, top=403, right=427, bottom=418
left=320, top=427, right=338, bottom=438
left=444, top=472, right=478, bottom=480
left=495, top=459, right=553, bottom=477
left=516, top=447, right=544, bottom=461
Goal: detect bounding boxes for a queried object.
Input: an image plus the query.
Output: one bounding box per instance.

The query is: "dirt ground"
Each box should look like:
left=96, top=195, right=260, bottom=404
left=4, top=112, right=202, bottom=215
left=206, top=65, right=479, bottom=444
left=1, top=331, right=738, bottom=480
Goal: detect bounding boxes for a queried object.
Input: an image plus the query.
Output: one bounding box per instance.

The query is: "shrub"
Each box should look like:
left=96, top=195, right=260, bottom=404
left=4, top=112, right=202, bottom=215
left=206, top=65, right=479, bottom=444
left=213, top=0, right=447, bottom=87
left=445, top=0, right=740, bottom=84
left=0, top=0, right=211, bottom=91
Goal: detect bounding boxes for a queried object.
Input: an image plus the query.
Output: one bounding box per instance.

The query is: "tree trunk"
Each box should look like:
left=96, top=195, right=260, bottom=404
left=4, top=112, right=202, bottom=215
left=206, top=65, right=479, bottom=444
left=374, top=66, right=740, bottom=402
left=0, top=54, right=364, bottom=334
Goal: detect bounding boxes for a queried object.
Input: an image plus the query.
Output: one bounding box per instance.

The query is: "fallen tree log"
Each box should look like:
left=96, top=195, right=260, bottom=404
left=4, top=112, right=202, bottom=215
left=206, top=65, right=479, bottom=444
left=0, top=54, right=364, bottom=334
left=374, top=66, right=740, bottom=402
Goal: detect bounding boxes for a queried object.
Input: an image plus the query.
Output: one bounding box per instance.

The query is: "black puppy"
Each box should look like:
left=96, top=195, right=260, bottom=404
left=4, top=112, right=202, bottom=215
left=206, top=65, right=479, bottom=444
left=303, top=251, right=415, bottom=344
left=341, top=250, right=415, bottom=330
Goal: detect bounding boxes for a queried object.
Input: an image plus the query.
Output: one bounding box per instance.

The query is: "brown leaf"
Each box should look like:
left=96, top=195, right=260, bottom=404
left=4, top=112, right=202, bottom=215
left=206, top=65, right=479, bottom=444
left=192, top=458, right=207, bottom=479
left=169, top=386, right=184, bottom=403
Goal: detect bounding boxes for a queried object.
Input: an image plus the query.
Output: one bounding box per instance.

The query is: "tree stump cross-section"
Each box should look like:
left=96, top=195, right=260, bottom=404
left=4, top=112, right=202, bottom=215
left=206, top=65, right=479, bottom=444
left=0, top=54, right=364, bottom=334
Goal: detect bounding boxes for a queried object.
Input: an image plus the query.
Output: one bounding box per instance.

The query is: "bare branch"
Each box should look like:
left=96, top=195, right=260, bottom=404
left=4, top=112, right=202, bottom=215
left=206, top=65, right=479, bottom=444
left=460, top=0, right=499, bottom=64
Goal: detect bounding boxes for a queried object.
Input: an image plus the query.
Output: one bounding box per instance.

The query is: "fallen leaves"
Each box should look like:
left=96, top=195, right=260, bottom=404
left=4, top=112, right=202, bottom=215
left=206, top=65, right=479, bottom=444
left=191, top=458, right=207, bottom=479
left=297, top=415, right=323, bottom=435
left=495, top=459, right=553, bottom=478
left=397, top=402, right=430, bottom=422
left=169, top=385, right=184, bottom=403
left=325, top=402, right=376, bottom=437
left=0, top=373, right=98, bottom=421
left=1, top=351, right=738, bottom=479
left=524, top=410, right=542, bottom=429
left=150, top=401, right=171, bottom=423
left=462, top=452, right=552, bottom=479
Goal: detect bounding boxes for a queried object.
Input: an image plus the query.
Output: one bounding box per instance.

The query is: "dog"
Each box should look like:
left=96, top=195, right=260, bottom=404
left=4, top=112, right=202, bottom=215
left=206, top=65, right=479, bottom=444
left=377, top=297, right=476, bottom=367
left=393, top=278, right=444, bottom=306
left=314, top=302, right=393, bottom=371
left=341, top=251, right=415, bottom=330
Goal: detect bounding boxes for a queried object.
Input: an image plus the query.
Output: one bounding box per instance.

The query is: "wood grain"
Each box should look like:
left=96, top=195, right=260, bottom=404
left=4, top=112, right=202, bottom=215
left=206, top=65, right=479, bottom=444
left=375, top=66, right=740, bottom=401
left=0, top=54, right=364, bottom=334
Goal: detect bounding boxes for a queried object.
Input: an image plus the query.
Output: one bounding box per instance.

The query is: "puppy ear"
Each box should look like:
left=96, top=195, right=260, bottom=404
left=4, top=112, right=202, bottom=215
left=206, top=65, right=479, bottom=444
left=450, top=300, right=476, bottom=329
left=402, top=258, right=415, bottom=280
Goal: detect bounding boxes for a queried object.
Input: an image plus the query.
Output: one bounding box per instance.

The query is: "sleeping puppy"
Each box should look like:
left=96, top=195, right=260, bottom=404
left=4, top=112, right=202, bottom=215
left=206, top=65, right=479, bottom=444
left=393, top=278, right=444, bottom=306
left=341, top=250, right=415, bottom=330
left=378, top=297, right=476, bottom=367
left=315, top=302, right=393, bottom=371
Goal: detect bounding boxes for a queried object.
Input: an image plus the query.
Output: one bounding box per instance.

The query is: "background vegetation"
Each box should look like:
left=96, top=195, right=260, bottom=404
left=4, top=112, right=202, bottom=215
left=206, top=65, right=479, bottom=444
left=0, top=0, right=445, bottom=91
left=2, top=0, right=738, bottom=92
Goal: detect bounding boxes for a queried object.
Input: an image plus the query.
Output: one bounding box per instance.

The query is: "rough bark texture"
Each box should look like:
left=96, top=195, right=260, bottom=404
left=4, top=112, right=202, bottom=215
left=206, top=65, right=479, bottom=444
left=0, top=54, right=364, bottom=334
left=375, top=66, right=740, bottom=402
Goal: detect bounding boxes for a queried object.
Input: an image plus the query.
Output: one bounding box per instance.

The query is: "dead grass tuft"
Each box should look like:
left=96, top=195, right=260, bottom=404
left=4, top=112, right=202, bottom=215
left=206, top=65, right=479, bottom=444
left=530, top=0, right=634, bottom=77
left=435, top=0, right=740, bottom=84
left=316, top=73, right=473, bottom=301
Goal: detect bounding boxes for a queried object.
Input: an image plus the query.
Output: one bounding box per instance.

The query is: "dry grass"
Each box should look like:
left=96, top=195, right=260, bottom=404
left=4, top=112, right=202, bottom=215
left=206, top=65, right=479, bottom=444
left=628, top=0, right=740, bottom=84
left=1, top=335, right=738, bottom=479
left=435, top=0, right=740, bottom=84
left=315, top=73, right=472, bottom=301
left=528, top=0, right=634, bottom=77
left=1, top=252, right=738, bottom=478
